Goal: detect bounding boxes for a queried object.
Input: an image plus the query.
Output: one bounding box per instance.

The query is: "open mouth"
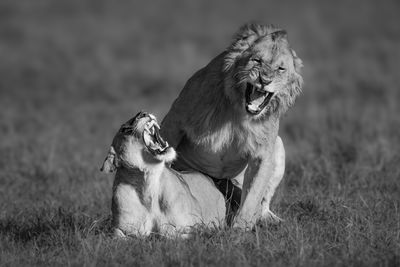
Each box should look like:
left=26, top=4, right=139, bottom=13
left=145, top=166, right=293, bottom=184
left=245, top=83, right=274, bottom=115
left=143, top=119, right=169, bottom=154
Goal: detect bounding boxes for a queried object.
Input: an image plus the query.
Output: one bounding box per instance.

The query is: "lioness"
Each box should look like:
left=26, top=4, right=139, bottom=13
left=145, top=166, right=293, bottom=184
left=161, top=23, right=303, bottom=228
left=101, top=111, right=226, bottom=237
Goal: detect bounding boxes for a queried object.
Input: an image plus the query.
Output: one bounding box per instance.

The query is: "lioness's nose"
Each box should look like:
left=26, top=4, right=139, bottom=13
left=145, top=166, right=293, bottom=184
left=134, top=111, right=148, bottom=121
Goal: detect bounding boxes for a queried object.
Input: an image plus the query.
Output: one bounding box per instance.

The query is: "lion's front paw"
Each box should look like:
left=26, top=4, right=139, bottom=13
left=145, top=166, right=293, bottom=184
left=231, top=215, right=256, bottom=230
left=261, top=209, right=283, bottom=224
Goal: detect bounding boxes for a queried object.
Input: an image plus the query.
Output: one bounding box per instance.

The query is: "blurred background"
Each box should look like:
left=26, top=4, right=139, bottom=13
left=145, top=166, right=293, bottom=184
left=0, top=0, right=399, bottom=264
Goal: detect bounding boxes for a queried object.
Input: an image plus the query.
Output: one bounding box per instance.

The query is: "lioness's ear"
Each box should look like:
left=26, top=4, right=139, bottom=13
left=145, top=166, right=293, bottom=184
left=100, top=146, right=119, bottom=173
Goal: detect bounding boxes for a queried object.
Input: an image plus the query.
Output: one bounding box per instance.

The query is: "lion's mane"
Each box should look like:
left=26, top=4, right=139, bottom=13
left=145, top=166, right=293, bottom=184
left=162, top=23, right=303, bottom=155
left=223, top=23, right=304, bottom=115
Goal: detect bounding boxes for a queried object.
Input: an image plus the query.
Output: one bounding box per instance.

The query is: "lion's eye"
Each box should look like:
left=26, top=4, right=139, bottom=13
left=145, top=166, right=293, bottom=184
left=278, top=66, right=286, bottom=72
left=252, top=58, right=262, bottom=64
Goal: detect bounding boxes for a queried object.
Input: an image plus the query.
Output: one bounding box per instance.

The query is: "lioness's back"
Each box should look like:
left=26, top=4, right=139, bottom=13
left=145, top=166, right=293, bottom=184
left=180, top=172, right=226, bottom=224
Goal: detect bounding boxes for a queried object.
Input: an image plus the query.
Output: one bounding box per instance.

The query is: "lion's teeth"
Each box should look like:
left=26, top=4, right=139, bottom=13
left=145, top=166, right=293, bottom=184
left=249, top=89, right=266, bottom=104
left=263, top=85, right=275, bottom=93
left=247, top=104, right=260, bottom=112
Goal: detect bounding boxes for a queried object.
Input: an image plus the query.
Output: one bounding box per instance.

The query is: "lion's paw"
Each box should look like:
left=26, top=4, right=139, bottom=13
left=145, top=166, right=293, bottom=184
left=113, top=228, right=128, bottom=239
left=261, top=210, right=283, bottom=224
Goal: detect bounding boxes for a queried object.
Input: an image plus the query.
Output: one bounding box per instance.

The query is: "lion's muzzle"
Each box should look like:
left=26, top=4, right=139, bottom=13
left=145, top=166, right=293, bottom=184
left=245, top=82, right=274, bottom=115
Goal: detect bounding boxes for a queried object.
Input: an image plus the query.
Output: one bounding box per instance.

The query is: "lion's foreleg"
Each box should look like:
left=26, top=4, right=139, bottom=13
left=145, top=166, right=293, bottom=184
left=260, top=136, right=285, bottom=222
left=233, top=144, right=276, bottom=229
left=231, top=137, right=285, bottom=224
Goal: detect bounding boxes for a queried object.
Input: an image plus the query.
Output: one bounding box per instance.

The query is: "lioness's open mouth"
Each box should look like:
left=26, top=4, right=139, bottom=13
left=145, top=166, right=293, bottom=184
left=245, top=83, right=274, bottom=115
left=143, top=119, right=169, bottom=154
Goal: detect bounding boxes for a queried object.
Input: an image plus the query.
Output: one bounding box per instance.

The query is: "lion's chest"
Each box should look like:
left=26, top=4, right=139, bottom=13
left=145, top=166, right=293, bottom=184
left=175, top=135, right=248, bottom=179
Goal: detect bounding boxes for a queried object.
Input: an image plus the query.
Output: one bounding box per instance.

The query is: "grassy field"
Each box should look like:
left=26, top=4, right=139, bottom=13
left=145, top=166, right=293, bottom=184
left=0, top=0, right=399, bottom=266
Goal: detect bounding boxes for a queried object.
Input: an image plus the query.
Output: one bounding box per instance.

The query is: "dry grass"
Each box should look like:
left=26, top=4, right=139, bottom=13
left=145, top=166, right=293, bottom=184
left=0, top=0, right=399, bottom=266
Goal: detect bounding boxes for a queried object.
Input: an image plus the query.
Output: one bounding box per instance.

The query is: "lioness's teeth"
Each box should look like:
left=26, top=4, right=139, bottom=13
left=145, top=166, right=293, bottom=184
left=143, top=132, right=152, bottom=146
left=148, top=120, right=155, bottom=129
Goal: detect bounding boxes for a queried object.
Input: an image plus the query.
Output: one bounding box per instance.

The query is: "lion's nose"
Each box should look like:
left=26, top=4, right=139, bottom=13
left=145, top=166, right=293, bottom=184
left=263, top=80, right=272, bottom=86
left=259, top=76, right=272, bottom=86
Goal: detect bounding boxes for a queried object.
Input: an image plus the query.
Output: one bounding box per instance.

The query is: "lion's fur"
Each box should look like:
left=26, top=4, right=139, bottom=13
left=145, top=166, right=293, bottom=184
left=161, top=23, right=303, bottom=226
left=223, top=23, right=303, bottom=116
left=162, top=23, right=302, bottom=156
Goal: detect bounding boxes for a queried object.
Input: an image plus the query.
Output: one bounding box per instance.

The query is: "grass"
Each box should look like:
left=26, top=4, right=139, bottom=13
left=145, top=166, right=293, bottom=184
left=0, top=0, right=399, bottom=266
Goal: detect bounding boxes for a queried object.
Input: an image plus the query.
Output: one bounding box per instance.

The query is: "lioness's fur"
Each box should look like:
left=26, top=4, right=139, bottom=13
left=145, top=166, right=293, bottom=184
left=101, top=112, right=226, bottom=237
left=161, top=23, right=303, bottom=228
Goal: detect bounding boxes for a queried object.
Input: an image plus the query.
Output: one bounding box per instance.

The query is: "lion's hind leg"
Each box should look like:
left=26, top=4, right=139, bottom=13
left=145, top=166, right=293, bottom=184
left=113, top=228, right=127, bottom=239
left=213, top=178, right=242, bottom=226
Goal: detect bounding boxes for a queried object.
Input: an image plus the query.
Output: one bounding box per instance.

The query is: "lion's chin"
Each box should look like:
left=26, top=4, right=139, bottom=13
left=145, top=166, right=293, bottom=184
left=245, top=83, right=274, bottom=115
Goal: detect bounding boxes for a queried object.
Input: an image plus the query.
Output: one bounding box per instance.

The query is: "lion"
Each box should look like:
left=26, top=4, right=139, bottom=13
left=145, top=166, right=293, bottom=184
left=101, top=111, right=226, bottom=238
left=160, top=23, right=303, bottom=229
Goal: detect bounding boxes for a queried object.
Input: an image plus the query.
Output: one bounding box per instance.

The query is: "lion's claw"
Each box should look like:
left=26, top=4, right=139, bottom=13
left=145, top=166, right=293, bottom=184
left=261, top=210, right=283, bottom=224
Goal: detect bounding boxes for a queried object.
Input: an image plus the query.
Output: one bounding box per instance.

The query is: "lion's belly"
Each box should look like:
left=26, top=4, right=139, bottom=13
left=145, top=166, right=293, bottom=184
left=173, top=138, right=247, bottom=179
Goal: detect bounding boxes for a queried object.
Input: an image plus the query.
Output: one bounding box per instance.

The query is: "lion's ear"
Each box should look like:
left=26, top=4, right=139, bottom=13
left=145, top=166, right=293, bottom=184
left=291, top=49, right=303, bottom=75
left=271, top=30, right=287, bottom=41
left=100, top=146, right=119, bottom=173
left=285, top=67, right=304, bottom=109
left=282, top=50, right=303, bottom=110
left=224, top=23, right=264, bottom=72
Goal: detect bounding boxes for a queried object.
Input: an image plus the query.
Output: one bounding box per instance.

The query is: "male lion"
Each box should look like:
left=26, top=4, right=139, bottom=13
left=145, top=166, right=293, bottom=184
left=161, top=23, right=303, bottom=228
left=101, top=111, right=225, bottom=238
